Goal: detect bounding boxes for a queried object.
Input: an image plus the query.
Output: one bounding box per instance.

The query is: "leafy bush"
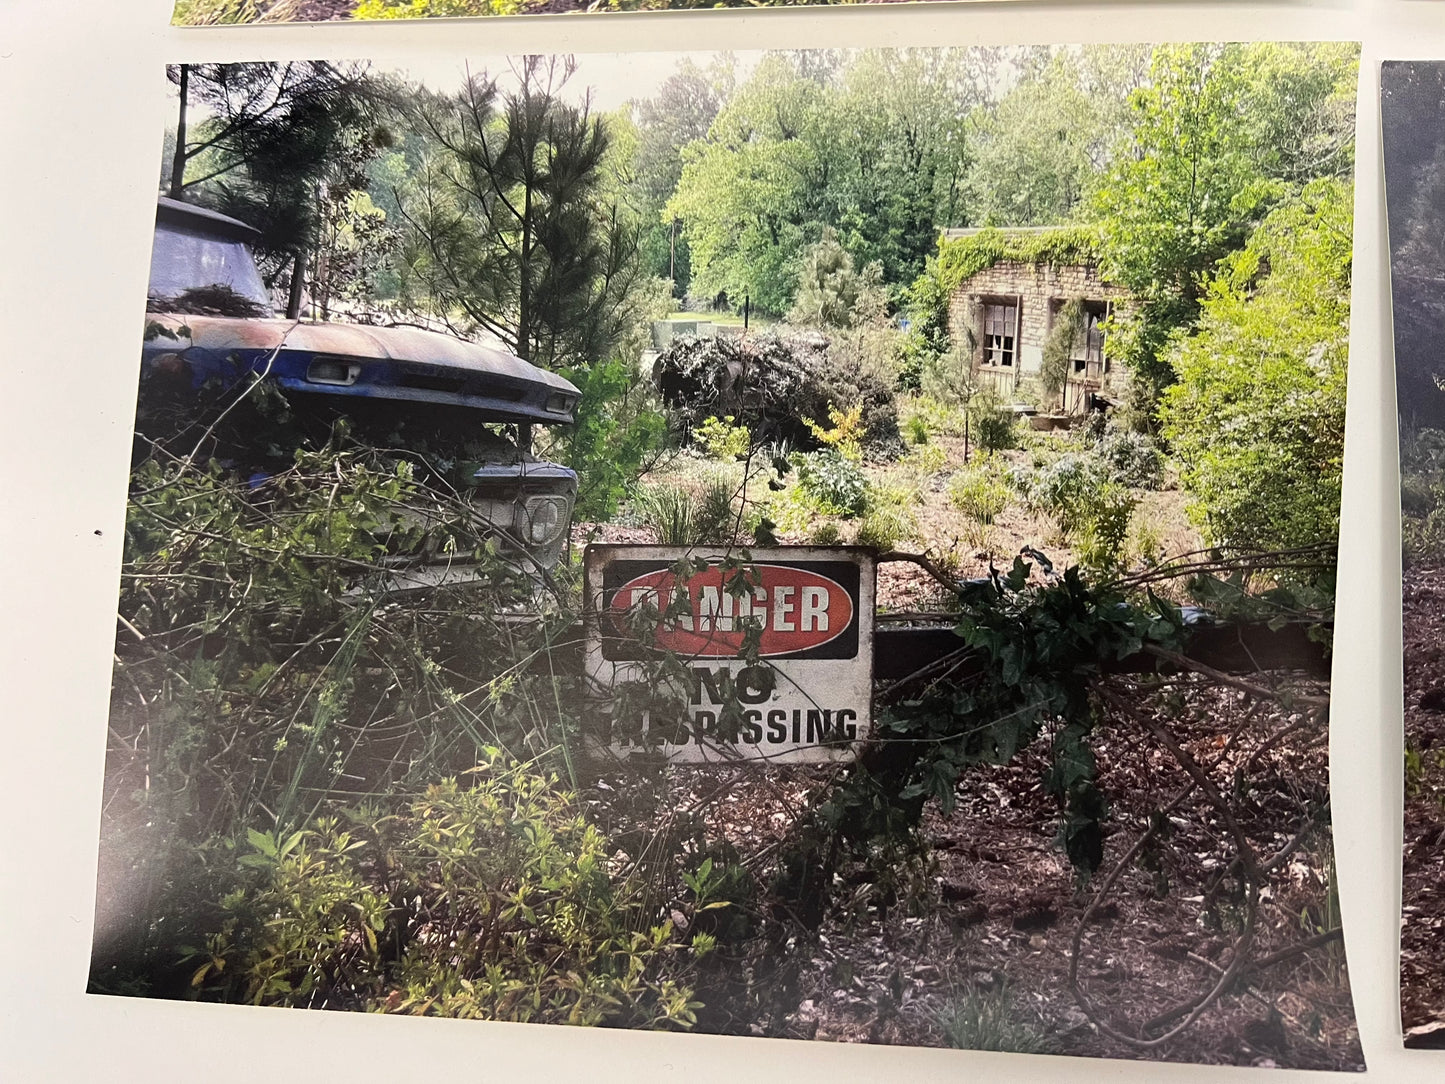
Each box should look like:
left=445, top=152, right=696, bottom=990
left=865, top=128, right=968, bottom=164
left=1159, top=178, right=1350, bottom=560
left=693, top=415, right=751, bottom=461
left=1095, top=425, right=1164, bottom=489
left=948, top=459, right=1012, bottom=525
left=1024, top=454, right=1112, bottom=538
left=184, top=760, right=704, bottom=1027
left=794, top=450, right=869, bottom=518
left=810, top=521, right=844, bottom=546
left=903, top=413, right=930, bottom=446
left=554, top=357, right=669, bottom=521
left=1075, top=482, right=1138, bottom=573
left=968, top=387, right=1018, bottom=453
left=92, top=438, right=584, bottom=988
left=854, top=483, right=919, bottom=551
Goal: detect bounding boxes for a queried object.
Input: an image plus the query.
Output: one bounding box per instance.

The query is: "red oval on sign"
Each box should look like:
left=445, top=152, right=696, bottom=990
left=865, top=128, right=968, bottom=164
left=608, top=563, right=854, bottom=658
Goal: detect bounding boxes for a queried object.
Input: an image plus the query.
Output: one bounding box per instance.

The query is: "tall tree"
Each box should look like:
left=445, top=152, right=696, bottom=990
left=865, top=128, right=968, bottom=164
left=1088, top=44, right=1279, bottom=421
left=164, top=62, right=394, bottom=304
left=391, top=57, right=645, bottom=369
left=1088, top=42, right=1356, bottom=424
left=666, top=53, right=835, bottom=313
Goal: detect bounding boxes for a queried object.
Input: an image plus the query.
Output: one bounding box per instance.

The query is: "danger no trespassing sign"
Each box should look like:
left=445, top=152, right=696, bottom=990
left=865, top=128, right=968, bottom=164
left=583, top=545, right=876, bottom=765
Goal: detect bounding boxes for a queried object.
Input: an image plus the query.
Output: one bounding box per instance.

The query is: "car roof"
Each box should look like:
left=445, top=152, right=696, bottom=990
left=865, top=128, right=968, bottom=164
left=156, top=196, right=262, bottom=242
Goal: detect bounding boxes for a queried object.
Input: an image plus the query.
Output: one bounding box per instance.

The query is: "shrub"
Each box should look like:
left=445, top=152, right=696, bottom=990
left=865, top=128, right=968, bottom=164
left=185, top=760, right=704, bottom=1027
left=1024, top=454, right=1111, bottom=538
left=553, top=357, right=669, bottom=521
left=1095, top=425, right=1164, bottom=489
left=854, top=483, right=919, bottom=551
left=1159, top=179, right=1350, bottom=560
left=938, top=983, right=1053, bottom=1054
left=903, top=413, right=930, bottom=446
left=693, top=415, right=751, bottom=462
left=948, top=459, right=1012, bottom=525
left=694, top=476, right=740, bottom=544
left=794, top=450, right=869, bottom=518
left=636, top=485, right=697, bottom=545
left=1075, top=481, right=1138, bottom=573
left=969, top=387, right=1018, bottom=453
left=810, top=521, right=844, bottom=546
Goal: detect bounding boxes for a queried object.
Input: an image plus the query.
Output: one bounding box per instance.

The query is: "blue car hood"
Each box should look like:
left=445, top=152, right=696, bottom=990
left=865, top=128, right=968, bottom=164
left=144, top=313, right=579, bottom=426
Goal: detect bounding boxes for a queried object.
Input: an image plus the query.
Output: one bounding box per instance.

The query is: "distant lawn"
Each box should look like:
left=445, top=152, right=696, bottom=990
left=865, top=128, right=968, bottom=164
left=666, top=310, right=776, bottom=328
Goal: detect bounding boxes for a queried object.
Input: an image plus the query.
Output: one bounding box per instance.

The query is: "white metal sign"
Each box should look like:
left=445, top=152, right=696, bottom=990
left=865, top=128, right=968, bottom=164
left=583, top=545, right=876, bottom=764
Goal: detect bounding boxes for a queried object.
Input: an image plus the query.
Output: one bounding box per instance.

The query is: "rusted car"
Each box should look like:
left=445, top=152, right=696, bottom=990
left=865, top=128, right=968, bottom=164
left=141, top=197, right=580, bottom=572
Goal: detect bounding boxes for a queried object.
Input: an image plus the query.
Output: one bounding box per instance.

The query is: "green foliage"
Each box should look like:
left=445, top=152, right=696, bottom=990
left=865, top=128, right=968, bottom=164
left=693, top=415, right=752, bottom=461
left=854, top=483, right=920, bottom=551
left=948, top=458, right=1012, bottom=525
left=938, top=983, right=1054, bottom=1054
left=1159, top=178, right=1351, bottom=559
left=93, top=437, right=590, bottom=990
left=1039, top=297, right=1085, bottom=411
left=826, top=557, right=1188, bottom=874
left=187, top=762, right=703, bottom=1027
left=636, top=485, right=698, bottom=545
left=394, top=59, right=646, bottom=369
left=1024, top=453, right=1114, bottom=539
left=1074, top=482, right=1138, bottom=574
left=635, top=479, right=737, bottom=545
left=794, top=450, right=869, bottom=518
left=1094, top=424, right=1164, bottom=489
left=931, top=227, right=1101, bottom=296
left=554, top=358, right=669, bottom=521
left=809, top=521, right=844, bottom=546
left=895, top=269, right=953, bottom=392
left=968, top=387, right=1019, bottom=453
left=653, top=332, right=901, bottom=452
left=354, top=0, right=525, bottom=17
left=1087, top=43, right=1356, bottom=420
left=787, top=228, right=888, bottom=329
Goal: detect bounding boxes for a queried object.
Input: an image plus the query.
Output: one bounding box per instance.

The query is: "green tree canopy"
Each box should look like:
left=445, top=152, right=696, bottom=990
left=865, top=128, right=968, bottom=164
left=388, top=58, right=645, bottom=369
left=1159, top=178, right=1352, bottom=556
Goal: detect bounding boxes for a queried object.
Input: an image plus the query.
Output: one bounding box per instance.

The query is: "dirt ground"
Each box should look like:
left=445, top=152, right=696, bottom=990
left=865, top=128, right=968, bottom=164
left=584, top=671, right=1361, bottom=1067
left=1400, top=563, right=1445, bottom=1043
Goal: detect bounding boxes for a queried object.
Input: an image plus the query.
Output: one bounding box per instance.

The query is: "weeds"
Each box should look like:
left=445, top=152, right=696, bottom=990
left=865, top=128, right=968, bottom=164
left=937, top=982, right=1054, bottom=1054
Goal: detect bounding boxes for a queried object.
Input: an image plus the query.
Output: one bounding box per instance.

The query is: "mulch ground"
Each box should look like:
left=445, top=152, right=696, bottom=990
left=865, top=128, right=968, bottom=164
left=1400, top=563, right=1445, bottom=1042
left=584, top=673, right=1363, bottom=1068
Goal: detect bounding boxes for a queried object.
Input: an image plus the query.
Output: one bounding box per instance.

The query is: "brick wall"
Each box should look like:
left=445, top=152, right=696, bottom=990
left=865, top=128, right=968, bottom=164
left=946, top=260, right=1133, bottom=404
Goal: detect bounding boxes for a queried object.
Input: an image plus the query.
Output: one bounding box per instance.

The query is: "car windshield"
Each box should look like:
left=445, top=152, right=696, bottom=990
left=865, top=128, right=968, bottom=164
left=148, top=223, right=271, bottom=314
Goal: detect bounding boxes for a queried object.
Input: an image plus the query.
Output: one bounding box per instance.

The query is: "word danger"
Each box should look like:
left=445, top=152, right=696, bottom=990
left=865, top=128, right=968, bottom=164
left=608, top=563, right=853, bottom=658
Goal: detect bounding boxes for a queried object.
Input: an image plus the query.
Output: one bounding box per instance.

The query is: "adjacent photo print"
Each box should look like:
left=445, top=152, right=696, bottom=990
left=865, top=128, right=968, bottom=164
left=92, top=45, right=1363, bottom=1069
left=171, top=0, right=998, bottom=24
left=1383, top=58, right=1445, bottom=1049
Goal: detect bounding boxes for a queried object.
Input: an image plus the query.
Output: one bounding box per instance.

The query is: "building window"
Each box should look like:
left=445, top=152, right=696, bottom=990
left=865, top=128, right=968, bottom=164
left=981, top=299, right=1018, bottom=368
left=1052, top=299, right=1108, bottom=379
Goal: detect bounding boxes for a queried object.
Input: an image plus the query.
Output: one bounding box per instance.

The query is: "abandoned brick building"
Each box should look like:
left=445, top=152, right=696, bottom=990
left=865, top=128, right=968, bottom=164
left=942, top=227, right=1132, bottom=414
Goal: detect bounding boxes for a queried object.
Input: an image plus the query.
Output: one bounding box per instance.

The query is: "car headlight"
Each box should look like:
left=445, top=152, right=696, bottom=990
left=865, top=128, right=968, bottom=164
left=522, top=494, right=570, bottom=546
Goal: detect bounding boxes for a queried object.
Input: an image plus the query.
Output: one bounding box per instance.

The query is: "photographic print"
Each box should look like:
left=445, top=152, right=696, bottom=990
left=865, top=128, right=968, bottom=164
left=171, top=0, right=1009, bottom=24
left=1383, top=58, right=1445, bottom=1049
left=91, top=45, right=1363, bottom=1068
